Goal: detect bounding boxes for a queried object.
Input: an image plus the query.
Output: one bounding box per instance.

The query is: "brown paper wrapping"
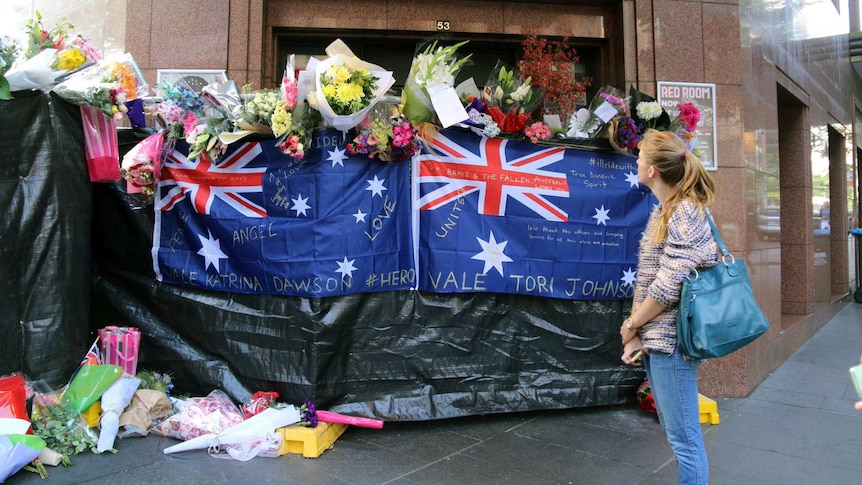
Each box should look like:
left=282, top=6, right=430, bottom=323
left=118, top=389, right=171, bottom=436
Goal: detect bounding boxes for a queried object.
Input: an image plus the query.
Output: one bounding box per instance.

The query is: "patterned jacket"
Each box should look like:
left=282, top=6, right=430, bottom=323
left=634, top=199, right=718, bottom=355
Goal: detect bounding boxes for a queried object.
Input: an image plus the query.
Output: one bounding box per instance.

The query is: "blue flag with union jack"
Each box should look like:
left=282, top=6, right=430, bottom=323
left=152, top=130, right=414, bottom=297
left=413, top=128, right=656, bottom=300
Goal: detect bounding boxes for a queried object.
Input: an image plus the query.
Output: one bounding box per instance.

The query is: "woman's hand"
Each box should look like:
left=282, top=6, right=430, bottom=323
left=621, top=335, right=644, bottom=366
left=620, top=319, right=638, bottom=345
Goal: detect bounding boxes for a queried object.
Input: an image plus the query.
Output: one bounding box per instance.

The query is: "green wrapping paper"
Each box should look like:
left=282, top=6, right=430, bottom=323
left=62, top=364, right=122, bottom=413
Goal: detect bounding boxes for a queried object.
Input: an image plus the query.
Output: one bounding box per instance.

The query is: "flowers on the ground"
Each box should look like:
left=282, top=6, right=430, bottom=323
left=135, top=370, right=175, bottom=396
left=300, top=399, right=318, bottom=427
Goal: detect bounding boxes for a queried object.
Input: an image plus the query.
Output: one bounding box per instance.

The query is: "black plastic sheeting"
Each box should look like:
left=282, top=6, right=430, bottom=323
left=1, top=91, right=92, bottom=388
left=2, top=93, right=645, bottom=421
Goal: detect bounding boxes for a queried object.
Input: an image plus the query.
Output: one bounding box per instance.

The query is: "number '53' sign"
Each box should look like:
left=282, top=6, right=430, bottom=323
left=436, top=20, right=450, bottom=31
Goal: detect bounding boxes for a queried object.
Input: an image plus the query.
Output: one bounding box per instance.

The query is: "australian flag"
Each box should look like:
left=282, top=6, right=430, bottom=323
left=153, top=130, right=414, bottom=297
left=413, top=128, right=656, bottom=300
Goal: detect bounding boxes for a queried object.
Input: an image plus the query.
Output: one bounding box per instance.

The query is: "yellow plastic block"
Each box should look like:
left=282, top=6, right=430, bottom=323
left=698, top=394, right=720, bottom=425
left=276, top=421, right=348, bottom=458
left=82, top=401, right=101, bottom=428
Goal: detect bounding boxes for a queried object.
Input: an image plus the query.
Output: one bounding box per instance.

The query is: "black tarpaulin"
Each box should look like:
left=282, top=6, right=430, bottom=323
left=2, top=93, right=645, bottom=421
left=0, top=91, right=92, bottom=386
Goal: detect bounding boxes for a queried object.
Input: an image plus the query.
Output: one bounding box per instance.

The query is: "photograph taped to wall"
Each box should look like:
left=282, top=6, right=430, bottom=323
left=657, top=81, right=718, bottom=171
left=156, top=69, right=228, bottom=94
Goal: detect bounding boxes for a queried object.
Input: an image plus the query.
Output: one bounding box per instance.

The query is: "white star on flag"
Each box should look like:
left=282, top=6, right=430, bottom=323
left=593, top=205, right=611, bottom=226
left=353, top=209, right=367, bottom=222
left=471, top=231, right=513, bottom=276
left=335, top=256, right=358, bottom=279
left=328, top=147, right=348, bottom=167
left=366, top=175, right=387, bottom=198
left=625, top=171, right=639, bottom=188
left=291, top=194, right=310, bottom=216
left=621, top=267, right=637, bottom=287
left=197, top=229, right=228, bottom=271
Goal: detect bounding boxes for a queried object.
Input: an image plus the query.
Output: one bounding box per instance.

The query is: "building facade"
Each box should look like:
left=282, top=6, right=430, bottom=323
left=124, top=0, right=861, bottom=397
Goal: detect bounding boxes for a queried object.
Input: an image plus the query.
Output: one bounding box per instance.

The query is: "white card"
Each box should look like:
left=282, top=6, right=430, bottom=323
left=428, top=84, right=470, bottom=128
left=594, top=101, right=619, bottom=123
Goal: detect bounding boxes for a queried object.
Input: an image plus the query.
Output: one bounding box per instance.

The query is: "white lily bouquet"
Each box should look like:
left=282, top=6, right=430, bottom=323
left=401, top=40, right=472, bottom=125
left=312, top=39, right=395, bottom=132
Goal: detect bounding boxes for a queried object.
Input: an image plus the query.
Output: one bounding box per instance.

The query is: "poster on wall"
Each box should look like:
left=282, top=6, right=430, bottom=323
left=657, top=82, right=717, bottom=171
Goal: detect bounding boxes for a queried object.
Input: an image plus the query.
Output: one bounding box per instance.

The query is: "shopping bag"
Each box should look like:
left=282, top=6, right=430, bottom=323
left=80, top=106, right=120, bottom=182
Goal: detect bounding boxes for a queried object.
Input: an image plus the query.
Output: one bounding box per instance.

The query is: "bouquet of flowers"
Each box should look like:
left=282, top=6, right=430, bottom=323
left=401, top=40, right=472, bottom=125
left=517, top=30, right=590, bottom=123
left=346, top=113, right=420, bottom=162
left=566, top=85, right=627, bottom=138
left=237, top=87, right=281, bottom=134
left=6, top=12, right=101, bottom=96
left=460, top=94, right=500, bottom=138
left=312, top=40, right=395, bottom=131
left=482, top=61, right=542, bottom=133
left=52, top=62, right=129, bottom=118
left=150, top=80, right=205, bottom=140
left=121, top=132, right=165, bottom=197
left=0, top=36, right=20, bottom=100
left=612, top=85, right=702, bottom=155
left=23, top=10, right=73, bottom=60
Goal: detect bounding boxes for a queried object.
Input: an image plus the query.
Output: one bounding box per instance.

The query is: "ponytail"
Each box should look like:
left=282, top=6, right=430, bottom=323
left=638, top=130, right=715, bottom=242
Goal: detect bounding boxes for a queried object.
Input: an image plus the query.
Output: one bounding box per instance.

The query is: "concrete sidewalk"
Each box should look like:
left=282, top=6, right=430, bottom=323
left=6, top=302, right=862, bottom=484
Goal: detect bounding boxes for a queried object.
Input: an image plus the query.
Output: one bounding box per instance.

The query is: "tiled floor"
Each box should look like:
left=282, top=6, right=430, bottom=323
left=7, top=302, right=862, bottom=485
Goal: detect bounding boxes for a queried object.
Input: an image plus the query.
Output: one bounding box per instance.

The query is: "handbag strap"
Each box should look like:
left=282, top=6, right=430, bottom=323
left=704, top=208, right=732, bottom=260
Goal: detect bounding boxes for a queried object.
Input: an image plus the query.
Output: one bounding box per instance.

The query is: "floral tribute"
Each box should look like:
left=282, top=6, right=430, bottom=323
left=402, top=40, right=472, bottom=125
left=610, top=85, right=702, bottom=156
left=517, top=30, right=591, bottom=122
left=482, top=62, right=542, bottom=133
left=319, top=63, right=379, bottom=116
left=346, top=113, right=420, bottom=162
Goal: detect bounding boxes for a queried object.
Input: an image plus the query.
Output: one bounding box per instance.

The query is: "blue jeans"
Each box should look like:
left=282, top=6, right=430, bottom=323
left=644, top=349, right=708, bottom=485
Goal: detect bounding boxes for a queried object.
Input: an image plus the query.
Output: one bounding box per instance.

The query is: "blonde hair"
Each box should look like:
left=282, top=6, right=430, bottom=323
left=638, top=129, right=715, bottom=242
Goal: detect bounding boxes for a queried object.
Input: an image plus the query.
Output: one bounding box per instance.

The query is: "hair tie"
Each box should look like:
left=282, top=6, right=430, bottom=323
left=679, top=150, right=687, bottom=160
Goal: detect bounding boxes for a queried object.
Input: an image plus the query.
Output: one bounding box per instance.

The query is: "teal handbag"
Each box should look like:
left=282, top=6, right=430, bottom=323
left=676, top=209, right=769, bottom=359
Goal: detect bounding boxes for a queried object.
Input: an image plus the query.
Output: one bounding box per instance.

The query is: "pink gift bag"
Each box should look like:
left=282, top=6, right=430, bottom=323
left=80, top=106, right=121, bottom=182
left=98, top=326, right=141, bottom=376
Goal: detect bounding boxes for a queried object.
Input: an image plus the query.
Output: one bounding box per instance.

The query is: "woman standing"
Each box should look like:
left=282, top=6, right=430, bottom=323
left=620, top=129, right=718, bottom=485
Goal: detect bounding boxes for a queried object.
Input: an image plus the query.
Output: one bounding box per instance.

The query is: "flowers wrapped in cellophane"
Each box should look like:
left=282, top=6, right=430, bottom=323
left=4, top=12, right=103, bottom=98
left=312, top=39, right=395, bottom=132
left=401, top=40, right=472, bottom=125
left=53, top=53, right=146, bottom=119
left=346, top=112, right=420, bottom=162
left=481, top=61, right=543, bottom=134
left=566, top=85, right=627, bottom=138
left=121, top=132, right=166, bottom=198
left=610, top=85, right=703, bottom=156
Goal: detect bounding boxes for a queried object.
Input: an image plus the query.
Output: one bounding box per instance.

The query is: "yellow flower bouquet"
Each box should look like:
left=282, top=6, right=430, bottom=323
left=312, top=41, right=394, bottom=132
